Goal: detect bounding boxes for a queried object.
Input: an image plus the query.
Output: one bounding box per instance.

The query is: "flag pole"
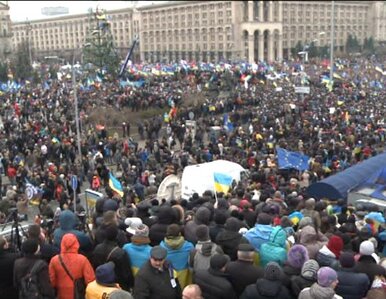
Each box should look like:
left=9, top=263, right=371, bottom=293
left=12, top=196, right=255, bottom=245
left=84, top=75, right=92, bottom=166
left=213, top=175, right=218, bottom=208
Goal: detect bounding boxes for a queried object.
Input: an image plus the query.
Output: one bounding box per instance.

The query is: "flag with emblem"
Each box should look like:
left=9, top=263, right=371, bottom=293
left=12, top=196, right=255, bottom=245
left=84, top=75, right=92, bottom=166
left=276, top=147, right=310, bottom=171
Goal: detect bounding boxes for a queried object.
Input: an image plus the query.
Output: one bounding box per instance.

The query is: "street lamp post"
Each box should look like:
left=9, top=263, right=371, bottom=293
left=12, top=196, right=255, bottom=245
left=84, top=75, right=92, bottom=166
left=329, top=1, right=335, bottom=81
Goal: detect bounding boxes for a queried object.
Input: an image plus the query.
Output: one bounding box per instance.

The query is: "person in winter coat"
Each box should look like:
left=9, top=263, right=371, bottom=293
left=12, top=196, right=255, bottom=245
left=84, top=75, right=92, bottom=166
left=298, top=224, right=328, bottom=259
left=0, top=236, right=20, bottom=299
left=13, top=239, right=56, bottom=299
left=91, top=224, right=134, bottom=291
left=216, top=217, right=249, bottom=261
left=85, top=262, right=121, bottom=299
left=316, top=235, right=344, bottom=269
left=160, top=224, right=194, bottom=289
left=301, top=198, right=321, bottom=229
left=194, top=254, right=237, bottom=299
left=291, top=259, right=320, bottom=298
left=184, top=206, right=211, bottom=244
left=189, top=224, right=223, bottom=273
left=244, top=212, right=273, bottom=252
left=226, top=243, right=264, bottom=297
left=259, top=225, right=288, bottom=267
left=282, top=244, right=309, bottom=288
left=354, top=240, right=386, bottom=287
left=240, top=261, right=292, bottom=299
left=49, top=233, right=95, bottom=299
left=149, top=205, right=178, bottom=246
left=298, top=266, right=343, bottom=299
left=53, top=209, right=93, bottom=253
left=335, top=252, right=369, bottom=299
left=123, top=224, right=152, bottom=276
left=133, top=246, right=182, bottom=299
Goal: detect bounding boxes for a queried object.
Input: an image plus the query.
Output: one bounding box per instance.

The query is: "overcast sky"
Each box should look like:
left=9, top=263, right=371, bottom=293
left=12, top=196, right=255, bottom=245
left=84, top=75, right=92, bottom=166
left=7, top=1, right=154, bottom=22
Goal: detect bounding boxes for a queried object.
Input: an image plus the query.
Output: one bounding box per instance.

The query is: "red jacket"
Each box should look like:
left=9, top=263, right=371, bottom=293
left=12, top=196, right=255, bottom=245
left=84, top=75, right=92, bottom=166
left=49, top=233, right=95, bottom=299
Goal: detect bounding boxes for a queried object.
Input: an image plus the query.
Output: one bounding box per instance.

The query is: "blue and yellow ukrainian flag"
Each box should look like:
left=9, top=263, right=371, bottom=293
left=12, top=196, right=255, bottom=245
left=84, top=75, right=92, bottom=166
left=289, top=211, right=303, bottom=226
left=213, top=172, right=233, bottom=194
left=109, top=172, right=124, bottom=197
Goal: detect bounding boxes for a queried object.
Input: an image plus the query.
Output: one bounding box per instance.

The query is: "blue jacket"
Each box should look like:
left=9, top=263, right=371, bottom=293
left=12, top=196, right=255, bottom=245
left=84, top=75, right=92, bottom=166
left=259, top=226, right=287, bottom=267
left=244, top=224, right=273, bottom=252
left=53, top=210, right=92, bottom=252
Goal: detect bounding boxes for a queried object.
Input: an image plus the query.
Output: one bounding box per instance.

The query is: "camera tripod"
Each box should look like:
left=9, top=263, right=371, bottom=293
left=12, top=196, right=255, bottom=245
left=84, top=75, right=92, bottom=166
left=1, top=208, right=27, bottom=252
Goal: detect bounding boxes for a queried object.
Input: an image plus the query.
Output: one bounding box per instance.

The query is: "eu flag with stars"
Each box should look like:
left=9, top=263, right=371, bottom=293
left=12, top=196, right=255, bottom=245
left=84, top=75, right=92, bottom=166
left=276, top=147, right=310, bottom=171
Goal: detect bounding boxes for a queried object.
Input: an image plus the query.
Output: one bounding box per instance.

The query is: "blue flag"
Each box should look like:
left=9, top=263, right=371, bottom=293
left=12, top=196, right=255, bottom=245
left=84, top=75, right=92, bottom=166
left=276, top=147, right=310, bottom=171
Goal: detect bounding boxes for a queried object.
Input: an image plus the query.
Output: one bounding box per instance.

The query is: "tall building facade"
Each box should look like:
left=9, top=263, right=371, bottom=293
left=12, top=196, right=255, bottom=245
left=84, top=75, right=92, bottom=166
left=0, top=1, right=12, bottom=60
left=10, top=1, right=386, bottom=64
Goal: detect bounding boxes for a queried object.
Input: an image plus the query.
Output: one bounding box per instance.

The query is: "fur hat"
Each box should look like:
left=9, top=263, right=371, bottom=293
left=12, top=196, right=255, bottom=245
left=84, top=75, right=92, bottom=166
left=287, top=244, right=309, bottom=269
left=134, top=224, right=149, bottom=237
left=195, top=207, right=211, bottom=225
left=301, top=259, right=319, bottom=280
left=264, top=262, right=283, bottom=281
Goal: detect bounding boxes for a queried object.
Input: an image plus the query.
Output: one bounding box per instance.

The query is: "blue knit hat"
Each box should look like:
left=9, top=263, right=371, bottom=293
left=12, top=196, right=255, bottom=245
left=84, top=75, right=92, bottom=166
left=96, top=261, right=116, bottom=285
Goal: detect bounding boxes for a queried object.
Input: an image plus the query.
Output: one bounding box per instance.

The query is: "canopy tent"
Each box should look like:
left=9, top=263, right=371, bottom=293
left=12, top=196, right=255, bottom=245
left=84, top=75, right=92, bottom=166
left=307, top=152, right=386, bottom=200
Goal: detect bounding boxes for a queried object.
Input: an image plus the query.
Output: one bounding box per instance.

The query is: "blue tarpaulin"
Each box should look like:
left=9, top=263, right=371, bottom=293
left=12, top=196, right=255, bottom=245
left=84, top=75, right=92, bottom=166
left=307, top=152, right=386, bottom=200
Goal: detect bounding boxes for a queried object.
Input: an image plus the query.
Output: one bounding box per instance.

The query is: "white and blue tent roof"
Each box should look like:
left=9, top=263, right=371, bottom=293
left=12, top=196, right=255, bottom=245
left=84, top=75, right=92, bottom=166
left=307, top=152, right=386, bottom=200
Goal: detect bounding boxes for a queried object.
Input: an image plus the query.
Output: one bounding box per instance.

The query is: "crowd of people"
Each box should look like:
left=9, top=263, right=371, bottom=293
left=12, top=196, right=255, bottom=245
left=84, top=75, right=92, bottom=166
left=0, top=54, right=386, bottom=299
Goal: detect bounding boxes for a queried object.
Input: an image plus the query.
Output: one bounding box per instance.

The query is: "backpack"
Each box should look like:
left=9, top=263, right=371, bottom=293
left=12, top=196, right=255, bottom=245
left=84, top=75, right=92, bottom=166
left=19, top=260, right=45, bottom=299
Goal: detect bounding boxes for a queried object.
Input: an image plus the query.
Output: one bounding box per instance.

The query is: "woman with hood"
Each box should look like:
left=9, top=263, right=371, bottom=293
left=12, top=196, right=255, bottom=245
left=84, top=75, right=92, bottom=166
left=49, top=233, right=95, bottom=299
left=259, top=226, right=288, bottom=267
left=160, top=224, right=194, bottom=289
left=298, top=224, right=329, bottom=259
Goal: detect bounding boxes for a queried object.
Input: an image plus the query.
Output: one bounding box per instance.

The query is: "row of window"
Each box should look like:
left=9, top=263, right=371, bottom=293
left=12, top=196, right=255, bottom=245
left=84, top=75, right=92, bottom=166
left=141, top=2, right=232, bottom=17
left=144, top=43, right=228, bottom=51
left=142, top=9, right=232, bottom=24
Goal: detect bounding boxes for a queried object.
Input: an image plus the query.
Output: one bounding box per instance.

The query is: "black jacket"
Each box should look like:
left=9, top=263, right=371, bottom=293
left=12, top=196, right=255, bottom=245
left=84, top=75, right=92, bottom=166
left=91, top=240, right=134, bottom=290
left=0, top=250, right=20, bottom=299
left=194, top=268, right=237, bottom=299
left=354, top=255, right=386, bottom=288
left=240, top=278, right=292, bottom=299
left=13, top=255, right=56, bottom=299
left=336, top=267, right=370, bottom=299
left=226, top=260, right=264, bottom=297
left=133, top=260, right=181, bottom=299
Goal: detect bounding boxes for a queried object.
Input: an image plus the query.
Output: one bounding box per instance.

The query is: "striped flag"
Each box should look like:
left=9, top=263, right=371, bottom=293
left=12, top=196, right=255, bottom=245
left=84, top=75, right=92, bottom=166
left=109, top=172, right=124, bottom=197
left=213, top=172, right=233, bottom=194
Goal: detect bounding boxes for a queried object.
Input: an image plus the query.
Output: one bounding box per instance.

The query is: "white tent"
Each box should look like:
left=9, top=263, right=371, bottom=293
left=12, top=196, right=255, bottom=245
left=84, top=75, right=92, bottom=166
left=181, top=160, right=246, bottom=200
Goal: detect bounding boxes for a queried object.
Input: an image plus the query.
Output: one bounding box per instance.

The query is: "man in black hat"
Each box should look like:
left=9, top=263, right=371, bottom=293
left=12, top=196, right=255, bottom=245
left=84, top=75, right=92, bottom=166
left=133, top=245, right=182, bottom=299
left=226, top=243, right=264, bottom=297
left=194, top=254, right=237, bottom=299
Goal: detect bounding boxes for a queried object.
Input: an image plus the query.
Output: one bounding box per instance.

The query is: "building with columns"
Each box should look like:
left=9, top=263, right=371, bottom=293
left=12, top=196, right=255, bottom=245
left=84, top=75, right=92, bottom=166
left=9, top=1, right=386, bottom=64
left=0, top=1, right=12, bottom=60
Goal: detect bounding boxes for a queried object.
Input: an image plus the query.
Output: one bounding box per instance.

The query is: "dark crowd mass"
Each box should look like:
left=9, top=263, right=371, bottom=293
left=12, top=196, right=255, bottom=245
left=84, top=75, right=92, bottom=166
left=0, top=54, right=386, bottom=299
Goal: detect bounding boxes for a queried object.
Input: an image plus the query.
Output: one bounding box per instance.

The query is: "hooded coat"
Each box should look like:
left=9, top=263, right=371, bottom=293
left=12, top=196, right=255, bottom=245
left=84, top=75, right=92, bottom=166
left=298, top=225, right=328, bottom=259
left=53, top=210, right=93, bottom=253
left=184, top=207, right=211, bottom=244
left=189, top=240, right=224, bottom=272
left=240, top=278, right=292, bottom=299
left=244, top=223, right=273, bottom=252
left=49, top=233, right=95, bottom=299
left=259, top=226, right=288, bottom=267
